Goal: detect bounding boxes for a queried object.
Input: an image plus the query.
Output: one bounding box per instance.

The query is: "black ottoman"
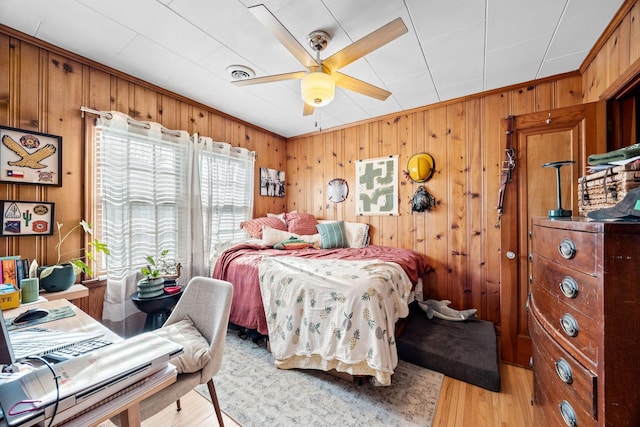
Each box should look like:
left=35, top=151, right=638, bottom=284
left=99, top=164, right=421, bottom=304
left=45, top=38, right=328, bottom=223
left=396, top=303, right=501, bottom=392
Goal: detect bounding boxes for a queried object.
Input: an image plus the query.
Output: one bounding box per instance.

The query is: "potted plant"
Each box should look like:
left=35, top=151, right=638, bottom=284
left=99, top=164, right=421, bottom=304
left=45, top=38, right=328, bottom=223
left=38, top=220, right=110, bottom=292
left=136, top=249, right=170, bottom=298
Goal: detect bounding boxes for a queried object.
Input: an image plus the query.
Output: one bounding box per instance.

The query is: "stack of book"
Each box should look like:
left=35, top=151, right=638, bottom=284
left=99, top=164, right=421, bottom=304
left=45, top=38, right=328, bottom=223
left=0, top=256, right=32, bottom=310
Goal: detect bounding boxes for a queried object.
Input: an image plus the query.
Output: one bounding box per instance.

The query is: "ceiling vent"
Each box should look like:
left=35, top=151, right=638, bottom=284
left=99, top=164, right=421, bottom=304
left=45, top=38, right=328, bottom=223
left=227, top=65, right=255, bottom=80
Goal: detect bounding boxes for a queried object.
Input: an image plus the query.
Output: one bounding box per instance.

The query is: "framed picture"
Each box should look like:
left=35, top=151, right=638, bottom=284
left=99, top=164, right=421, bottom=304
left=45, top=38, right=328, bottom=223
left=260, top=167, right=285, bottom=197
left=0, top=200, right=54, bottom=236
left=355, top=155, right=399, bottom=216
left=0, top=126, right=62, bottom=186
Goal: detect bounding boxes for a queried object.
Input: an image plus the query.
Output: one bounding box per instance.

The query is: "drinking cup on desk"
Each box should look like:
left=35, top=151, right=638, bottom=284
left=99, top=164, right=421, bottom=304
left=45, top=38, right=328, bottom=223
left=20, top=277, right=39, bottom=304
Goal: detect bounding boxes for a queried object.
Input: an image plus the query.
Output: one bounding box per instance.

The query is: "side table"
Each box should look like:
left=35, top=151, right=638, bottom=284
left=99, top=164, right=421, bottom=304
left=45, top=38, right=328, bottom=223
left=130, top=288, right=183, bottom=331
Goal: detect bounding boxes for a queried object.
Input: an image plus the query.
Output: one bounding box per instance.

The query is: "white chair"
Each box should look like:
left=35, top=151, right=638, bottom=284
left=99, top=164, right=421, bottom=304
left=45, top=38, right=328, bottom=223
left=113, top=276, right=233, bottom=426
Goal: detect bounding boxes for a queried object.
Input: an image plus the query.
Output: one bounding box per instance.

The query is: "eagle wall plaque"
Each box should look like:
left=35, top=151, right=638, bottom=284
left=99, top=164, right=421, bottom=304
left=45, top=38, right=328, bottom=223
left=0, top=126, right=62, bottom=187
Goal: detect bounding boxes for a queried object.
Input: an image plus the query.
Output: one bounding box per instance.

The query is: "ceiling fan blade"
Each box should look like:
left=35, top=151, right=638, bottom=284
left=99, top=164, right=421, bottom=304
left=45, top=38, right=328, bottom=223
left=323, top=18, right=408, bottom=71
left=231, top=71, right=308, bottom=86
left=333, top=72, right=391, bottom=101
left=249, top=4, right=318, bottom=69
left=303, top=103, right=315, bottom=116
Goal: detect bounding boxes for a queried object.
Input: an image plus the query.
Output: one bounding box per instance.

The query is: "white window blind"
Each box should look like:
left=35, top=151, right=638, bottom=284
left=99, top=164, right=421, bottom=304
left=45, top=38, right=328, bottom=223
left=94, top=125, right=189, bottom=280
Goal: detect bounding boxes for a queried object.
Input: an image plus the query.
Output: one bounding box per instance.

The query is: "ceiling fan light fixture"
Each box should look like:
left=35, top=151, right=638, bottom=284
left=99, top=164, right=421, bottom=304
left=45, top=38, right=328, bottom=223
left=301, top=72, right=335, bottom=107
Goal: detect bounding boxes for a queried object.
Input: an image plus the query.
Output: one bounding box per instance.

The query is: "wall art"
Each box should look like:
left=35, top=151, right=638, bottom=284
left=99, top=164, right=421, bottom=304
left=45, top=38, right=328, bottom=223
left=355, top=155, right=398, bottom=216
left=0, top=200, right=55, bottom=236
left=0, top=126, right=62, bottom=186
left=260, top=167, right=285, bottom=197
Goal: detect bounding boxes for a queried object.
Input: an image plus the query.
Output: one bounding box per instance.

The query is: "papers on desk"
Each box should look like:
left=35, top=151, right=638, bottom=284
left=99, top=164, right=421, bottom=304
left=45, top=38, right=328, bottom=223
left=0, top=332, right=183, bottom=427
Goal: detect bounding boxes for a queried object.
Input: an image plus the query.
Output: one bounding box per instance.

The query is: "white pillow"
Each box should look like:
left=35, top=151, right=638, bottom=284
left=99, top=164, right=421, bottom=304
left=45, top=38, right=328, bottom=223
left=343, top=221, right=370, bottom=247
left=153, top=318, right=211, bottom=374
left=267, top=210, right=297, bottom=224
left=262, top=225, right=321, bottom=248
left=317, top=220, right=370, bottom=248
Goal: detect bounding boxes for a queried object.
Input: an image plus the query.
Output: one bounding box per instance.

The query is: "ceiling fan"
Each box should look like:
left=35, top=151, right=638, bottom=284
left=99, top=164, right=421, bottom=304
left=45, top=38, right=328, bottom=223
left=232, top=4, right=408, bottom=116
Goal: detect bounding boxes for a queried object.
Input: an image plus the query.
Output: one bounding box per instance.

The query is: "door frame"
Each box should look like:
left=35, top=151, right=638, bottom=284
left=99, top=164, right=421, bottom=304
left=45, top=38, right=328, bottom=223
left=498, top=102, right=606, bottom=366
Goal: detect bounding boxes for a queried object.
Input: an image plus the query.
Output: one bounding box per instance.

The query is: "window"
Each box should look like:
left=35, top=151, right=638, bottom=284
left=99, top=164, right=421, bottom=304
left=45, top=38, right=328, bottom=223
left=92, top=112, right=255, bottom=334
left=199, top=141, right=255, bottom=266
left=92, top=112, right=255, bottom=281
left=93, top=124, right=189, bottom=280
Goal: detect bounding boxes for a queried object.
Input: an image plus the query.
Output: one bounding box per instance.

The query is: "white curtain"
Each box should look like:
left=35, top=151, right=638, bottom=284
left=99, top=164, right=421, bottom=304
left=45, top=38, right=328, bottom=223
left=197, top=136, right=255, bottom=274
left=92, top=112, right=254, bottom=336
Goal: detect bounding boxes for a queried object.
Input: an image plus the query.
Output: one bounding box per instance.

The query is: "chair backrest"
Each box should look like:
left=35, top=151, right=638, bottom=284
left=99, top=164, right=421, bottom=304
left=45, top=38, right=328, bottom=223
left=164, top=276, right=233, bottom=382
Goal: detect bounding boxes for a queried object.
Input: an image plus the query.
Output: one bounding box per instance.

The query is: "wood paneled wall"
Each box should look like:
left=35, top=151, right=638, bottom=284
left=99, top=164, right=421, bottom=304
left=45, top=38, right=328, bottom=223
left=286, top=77, right=583, bottom=323
left=0, top=27, right=286, bottom=271
left=582, top=0, right=639, bottom=105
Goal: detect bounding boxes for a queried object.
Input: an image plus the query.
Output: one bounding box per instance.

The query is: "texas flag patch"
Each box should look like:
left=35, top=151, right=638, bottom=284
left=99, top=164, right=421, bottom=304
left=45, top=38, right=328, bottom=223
left=6, top=170, right=24, bottom=178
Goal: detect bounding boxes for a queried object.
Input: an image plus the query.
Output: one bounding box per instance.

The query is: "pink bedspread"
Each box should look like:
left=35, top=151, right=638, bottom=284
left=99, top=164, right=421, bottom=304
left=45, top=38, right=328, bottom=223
left=213, top=243, right=431, bottom=335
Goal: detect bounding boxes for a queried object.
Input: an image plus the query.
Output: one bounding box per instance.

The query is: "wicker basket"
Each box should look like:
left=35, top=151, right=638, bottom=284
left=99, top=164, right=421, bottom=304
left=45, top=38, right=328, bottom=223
left=578, top=160, right=640, bottom=215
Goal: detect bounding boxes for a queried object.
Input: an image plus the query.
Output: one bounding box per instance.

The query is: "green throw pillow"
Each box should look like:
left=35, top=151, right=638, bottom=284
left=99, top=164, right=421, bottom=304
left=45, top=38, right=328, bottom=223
left=316, top=221, right=349, bottom=249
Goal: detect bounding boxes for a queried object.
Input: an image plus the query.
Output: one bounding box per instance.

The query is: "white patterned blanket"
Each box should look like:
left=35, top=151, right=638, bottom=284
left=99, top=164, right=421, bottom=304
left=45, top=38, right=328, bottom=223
left=259, top=256, right=413, bottom=385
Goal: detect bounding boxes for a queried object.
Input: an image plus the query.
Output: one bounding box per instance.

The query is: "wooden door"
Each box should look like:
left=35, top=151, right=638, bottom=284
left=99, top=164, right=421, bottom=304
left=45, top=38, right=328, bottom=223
left=499, top=102, right=606, bottom=366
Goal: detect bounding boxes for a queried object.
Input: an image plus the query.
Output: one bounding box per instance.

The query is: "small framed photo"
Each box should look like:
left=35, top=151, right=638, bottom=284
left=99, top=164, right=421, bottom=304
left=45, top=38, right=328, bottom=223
left=0, top=126, right=62, bottom=186
left=260, top=167, right=285, bottom=197
left=0, top=200, right=54, bottom=236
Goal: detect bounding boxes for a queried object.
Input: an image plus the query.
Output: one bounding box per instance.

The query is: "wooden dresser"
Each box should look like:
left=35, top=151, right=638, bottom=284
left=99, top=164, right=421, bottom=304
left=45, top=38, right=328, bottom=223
left=529, top=217, right=640, bottom=427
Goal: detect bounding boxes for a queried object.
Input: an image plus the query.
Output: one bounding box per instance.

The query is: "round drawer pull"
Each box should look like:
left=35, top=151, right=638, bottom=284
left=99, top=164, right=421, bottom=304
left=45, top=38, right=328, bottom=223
left=559, top=400, right=578, bottom=427
left=560, top=313, right=579, bottom=337
left=555, top=358, right=573, bottom=384
left=559, top=276, right=579, bottom=299
left=558, top=238, right=576, bottom=259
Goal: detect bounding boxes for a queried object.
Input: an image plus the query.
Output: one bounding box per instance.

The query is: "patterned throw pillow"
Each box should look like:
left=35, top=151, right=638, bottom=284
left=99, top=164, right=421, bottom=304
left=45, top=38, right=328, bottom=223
left=262, top=226, right=321, bottom=247
left=285, top=212, right=319, bottom=235
left=273, top=237, right=314, bottom=250
left=317, top=220, right=370, bottom=248
left=240, top=217, right=287, bottom=239
left=316, top=221, right=349, bottom=249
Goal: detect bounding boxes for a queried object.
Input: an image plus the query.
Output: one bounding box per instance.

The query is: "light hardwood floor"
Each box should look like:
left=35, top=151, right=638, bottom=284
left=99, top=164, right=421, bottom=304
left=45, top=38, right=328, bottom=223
left=118, top=362, right=533, bottom=427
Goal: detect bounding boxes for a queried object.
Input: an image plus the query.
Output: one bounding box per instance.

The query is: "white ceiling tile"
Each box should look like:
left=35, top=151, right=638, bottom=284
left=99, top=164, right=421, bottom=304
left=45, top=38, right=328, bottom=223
left=486, top=0, right=566, bottom=49
left=485, top=35, right=551, bottom=91
left=423, top=22, right=485, bottom=90
left=546, top=0, right=626, bottom=60
left=407, top=0, right=485, bottom=42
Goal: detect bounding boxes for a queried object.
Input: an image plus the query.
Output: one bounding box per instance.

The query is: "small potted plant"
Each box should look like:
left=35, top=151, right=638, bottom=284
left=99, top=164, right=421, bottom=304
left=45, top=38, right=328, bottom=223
left=38, top=220, right=110, bottom=292
left=137, top=249, right=169, bottom=298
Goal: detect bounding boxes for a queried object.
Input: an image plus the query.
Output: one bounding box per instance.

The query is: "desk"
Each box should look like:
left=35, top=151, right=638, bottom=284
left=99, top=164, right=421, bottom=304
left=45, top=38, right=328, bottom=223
left=40, top=284, right=90, bottom=314
left=2, top=299, right=177, bottom=427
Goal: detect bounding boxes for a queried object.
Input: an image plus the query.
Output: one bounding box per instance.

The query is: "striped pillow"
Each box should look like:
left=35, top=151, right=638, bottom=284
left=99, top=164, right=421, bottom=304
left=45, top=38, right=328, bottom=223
left=316, top=221, right=349, bottom=249
left=285, top=213, right=318, bottom=235
left=240, top=217, right=287, bottom=239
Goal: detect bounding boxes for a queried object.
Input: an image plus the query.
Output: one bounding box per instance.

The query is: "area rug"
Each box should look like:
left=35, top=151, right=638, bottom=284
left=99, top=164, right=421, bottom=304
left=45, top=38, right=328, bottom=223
left=196, top=331, right=444, bottom=427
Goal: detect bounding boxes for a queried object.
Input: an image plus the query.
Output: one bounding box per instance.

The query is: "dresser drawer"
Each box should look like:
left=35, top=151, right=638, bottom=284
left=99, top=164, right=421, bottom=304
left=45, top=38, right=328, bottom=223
left=532, top=225, right=598, bottom=275
left=530, top=310, right=597, bottom=419
left=531, top=286, right=599, bottom=366
left=532, top=255, right=601, bottom=321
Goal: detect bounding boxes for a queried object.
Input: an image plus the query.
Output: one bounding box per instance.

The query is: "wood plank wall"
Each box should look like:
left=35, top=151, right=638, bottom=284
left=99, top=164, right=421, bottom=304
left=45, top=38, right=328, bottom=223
left=0, top=27, right=286, bottom=273
left=582, top=0, right=639, bottom=105
left=286, top=77, right=583, bottom=323
left=287, top=0, right=639, bottom=323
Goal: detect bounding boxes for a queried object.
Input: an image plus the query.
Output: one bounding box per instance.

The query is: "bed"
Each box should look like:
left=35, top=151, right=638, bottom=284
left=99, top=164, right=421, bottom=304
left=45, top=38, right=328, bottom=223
left=213, top=215, right=431, bottom=385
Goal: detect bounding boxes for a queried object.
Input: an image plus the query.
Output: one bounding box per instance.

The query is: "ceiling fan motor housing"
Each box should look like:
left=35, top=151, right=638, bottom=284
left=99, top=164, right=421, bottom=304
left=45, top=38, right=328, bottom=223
left=307, top=30, right=330, bottom=52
